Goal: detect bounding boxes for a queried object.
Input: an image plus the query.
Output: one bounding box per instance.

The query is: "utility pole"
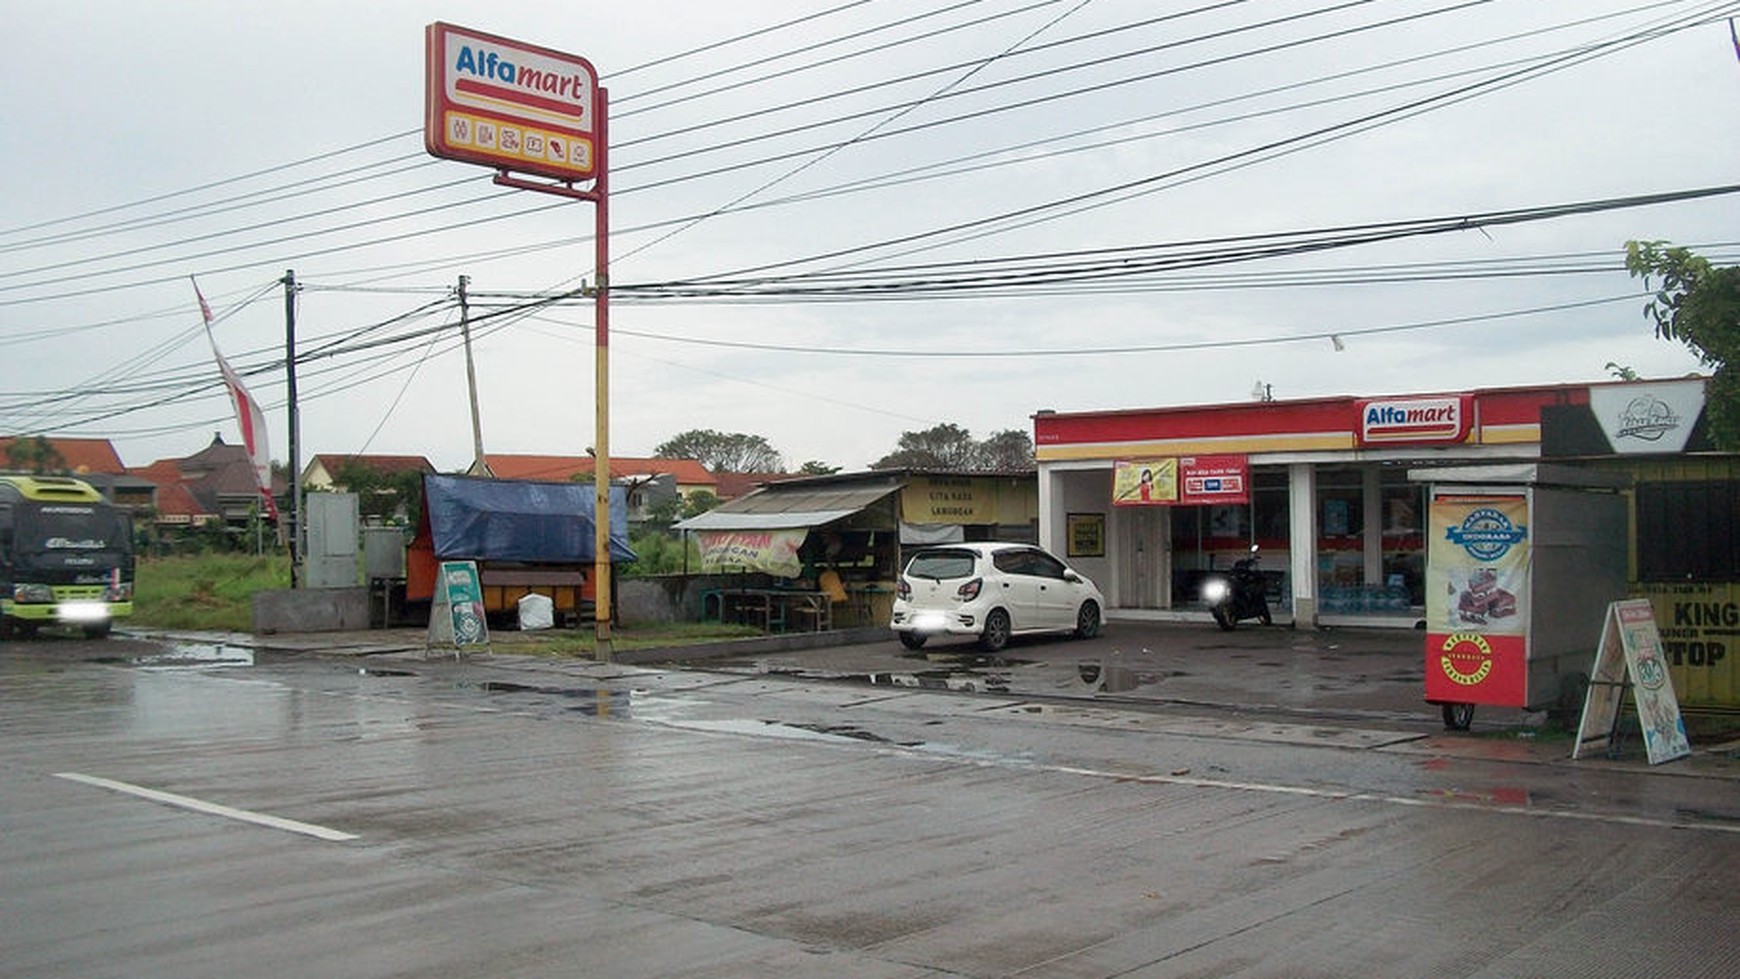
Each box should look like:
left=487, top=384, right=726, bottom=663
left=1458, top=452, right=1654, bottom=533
left=282, top=269, right=300, bottom=589
left=458, top=275, right=488, bottom=475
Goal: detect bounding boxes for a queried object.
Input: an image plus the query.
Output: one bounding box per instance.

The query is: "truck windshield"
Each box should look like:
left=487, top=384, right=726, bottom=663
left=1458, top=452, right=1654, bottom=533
left=13, top=504, right=130, bottom=560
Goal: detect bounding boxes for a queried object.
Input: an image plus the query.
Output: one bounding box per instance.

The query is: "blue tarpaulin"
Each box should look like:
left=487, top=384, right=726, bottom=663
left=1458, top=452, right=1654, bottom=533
left=421, top=474, right=636, bottom=563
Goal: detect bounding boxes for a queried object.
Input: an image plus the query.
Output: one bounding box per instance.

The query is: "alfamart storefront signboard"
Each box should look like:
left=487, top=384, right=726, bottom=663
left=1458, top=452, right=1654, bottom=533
left=425, top=22, right=599, bottom=181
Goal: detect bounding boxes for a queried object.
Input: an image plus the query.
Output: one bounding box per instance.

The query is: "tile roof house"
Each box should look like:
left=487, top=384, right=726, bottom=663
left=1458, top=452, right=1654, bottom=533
left=0, top=436, right=128, bottom=476
left=129, top=434, right=283, bottom=526
left=710, top=471, right=795, bottom=501
left=483, top=453, right=719, bottom=498
left=302, top=453, right=437, bottom=491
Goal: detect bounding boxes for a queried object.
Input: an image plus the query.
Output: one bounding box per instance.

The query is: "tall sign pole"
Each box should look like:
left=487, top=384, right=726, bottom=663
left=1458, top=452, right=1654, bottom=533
left=282, top=268, right=300, bottom=589
left=589, top=91, right=613, bottom=660
left=424, top=22, right=613, bottom=659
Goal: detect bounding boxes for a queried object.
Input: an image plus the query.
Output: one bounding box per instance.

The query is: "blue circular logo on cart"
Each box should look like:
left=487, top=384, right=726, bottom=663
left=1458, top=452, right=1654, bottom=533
left=1445, top=507, right=1528, bottom=561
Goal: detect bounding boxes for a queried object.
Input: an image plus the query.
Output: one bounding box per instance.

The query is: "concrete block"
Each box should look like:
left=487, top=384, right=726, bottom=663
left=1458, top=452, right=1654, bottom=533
left=252, top=587, right=372, bottom=634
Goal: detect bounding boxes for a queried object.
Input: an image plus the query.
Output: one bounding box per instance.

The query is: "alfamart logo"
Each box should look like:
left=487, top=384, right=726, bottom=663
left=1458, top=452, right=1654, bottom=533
left=1613, top=395, right=1681, bottom=442
left=1445, top=507, right=1528, bottom=561
left=1358, top=396, right=1469, bottom=444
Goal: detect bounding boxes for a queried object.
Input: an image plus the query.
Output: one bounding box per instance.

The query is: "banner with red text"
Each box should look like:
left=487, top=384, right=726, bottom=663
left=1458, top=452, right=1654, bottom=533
left=697, top=529, right=807, bottom=578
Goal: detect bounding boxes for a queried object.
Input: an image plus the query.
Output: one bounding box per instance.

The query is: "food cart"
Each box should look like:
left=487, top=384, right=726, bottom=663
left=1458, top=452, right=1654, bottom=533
left=1411, top=464, right=1628, bottom=729
left=407, top=474, right=635, bottom=627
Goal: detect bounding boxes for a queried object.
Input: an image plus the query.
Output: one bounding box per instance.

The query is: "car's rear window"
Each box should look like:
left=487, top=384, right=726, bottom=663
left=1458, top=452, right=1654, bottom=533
left=904, top=549, right=978, bottom=580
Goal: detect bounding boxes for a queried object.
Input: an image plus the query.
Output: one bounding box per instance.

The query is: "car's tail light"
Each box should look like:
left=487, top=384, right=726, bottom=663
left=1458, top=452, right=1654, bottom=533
left=956, top=577, right=983, bottom=601
left=896, top=577, right=911, bottom=600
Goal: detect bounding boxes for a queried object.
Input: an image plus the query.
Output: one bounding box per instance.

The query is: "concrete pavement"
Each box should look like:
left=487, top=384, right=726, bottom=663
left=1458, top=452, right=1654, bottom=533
left=126, top=616, right=1740, bottom=778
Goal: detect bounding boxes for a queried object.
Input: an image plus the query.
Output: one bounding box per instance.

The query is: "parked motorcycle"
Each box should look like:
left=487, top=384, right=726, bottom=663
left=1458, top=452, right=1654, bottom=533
left=1202, top=545, right=1272, bottom=630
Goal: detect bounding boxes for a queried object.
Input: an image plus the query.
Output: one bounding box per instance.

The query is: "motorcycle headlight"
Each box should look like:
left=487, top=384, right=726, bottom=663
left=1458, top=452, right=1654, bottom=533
left=14, top=583, right=55, bottom=603
left=1202, top=579, right=1229, bottom=603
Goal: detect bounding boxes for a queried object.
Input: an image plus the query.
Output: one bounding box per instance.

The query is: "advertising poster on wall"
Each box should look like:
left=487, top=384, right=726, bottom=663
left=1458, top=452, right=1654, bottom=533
left=1112, top=459, right=1178, bottom=505
left=1178, top=454, right=1250, bottom=505
left=1425, top=493, right=1531, bottom=707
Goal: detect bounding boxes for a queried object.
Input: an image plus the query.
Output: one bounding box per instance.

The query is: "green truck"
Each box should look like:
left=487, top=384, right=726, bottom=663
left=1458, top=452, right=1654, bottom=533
left=0, top=475, right=134, bottom=638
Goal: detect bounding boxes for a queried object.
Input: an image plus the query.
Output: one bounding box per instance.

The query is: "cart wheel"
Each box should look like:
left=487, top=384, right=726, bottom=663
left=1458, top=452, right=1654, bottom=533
left=1442, top=702, right=1475, bottom=731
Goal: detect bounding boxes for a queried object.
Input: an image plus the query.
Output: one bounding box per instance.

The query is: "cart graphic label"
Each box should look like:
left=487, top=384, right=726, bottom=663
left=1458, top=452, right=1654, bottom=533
left=1444, top=506, right=1528, bottom=561
left=1438, top=633, right=1494, bottom=686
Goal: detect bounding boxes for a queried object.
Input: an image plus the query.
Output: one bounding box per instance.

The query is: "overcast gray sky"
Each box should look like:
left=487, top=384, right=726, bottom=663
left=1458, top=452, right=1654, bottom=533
left=4, top=0, right=1738, bottom=473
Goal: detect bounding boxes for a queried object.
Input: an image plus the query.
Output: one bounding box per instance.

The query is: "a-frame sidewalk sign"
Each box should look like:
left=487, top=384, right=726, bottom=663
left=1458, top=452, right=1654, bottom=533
left=426, top=559, right=492, bottom=659
left=1573, top=598, right=1690, bottom=764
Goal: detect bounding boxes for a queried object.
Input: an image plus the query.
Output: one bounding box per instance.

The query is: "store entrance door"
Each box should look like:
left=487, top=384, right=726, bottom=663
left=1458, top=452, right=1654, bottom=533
left=1119, top=507, right=1168, bottom=609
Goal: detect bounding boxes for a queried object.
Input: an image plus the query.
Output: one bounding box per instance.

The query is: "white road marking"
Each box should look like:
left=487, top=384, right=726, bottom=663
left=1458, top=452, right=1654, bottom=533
left=53, top=772, right=358, bottom=842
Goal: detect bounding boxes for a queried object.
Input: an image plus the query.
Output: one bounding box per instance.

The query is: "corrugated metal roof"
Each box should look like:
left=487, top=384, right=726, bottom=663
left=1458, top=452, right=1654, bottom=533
left=674, top=481, right=899, bottom=532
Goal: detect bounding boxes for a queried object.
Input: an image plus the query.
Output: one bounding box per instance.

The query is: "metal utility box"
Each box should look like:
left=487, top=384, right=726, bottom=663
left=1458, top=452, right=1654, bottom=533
left=1410, top=464, right=1628, bottom=728
left=363, top=527, right=407, bottom=581
left=304, top=492, right=360, bottom=589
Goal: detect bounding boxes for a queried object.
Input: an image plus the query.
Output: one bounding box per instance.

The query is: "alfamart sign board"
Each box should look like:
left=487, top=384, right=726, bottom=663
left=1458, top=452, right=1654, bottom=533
left=425, top=22, right=598, bottom=181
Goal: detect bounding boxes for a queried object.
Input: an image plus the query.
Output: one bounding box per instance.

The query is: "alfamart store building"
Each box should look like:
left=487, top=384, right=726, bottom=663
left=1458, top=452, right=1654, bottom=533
left=1031, top=378, right=1720, bottom=645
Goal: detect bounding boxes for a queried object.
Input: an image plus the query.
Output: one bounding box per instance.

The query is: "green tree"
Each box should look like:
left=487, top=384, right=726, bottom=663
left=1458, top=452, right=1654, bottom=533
left=6, top=435, right=66, bottom=474
left=871, top=423, right=1033, bottom=471
left=797, top=460, right=841, bottom=476
left=1626, top=240, right=1740, bottom=449
left=655, top=430, right=784, bottom=473
left=872, top=423, right=981, bottom=469
left=318, top=461, right=426, bottom=527
left=681, top=490, right=721, bottom=519
left=979, top=429, right=1036, bottom=470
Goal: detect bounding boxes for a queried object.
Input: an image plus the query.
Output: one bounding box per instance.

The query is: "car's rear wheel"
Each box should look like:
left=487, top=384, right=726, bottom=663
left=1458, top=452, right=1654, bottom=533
left=1074, top=600, right=1101, bottom=639
left=897, top=631, right=927, bottom=650
left=978, top=608, right=1011, bottom=652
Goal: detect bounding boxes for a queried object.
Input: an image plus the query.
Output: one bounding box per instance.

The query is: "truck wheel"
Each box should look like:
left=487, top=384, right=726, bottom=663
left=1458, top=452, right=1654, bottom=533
left=1442, top=703, right=1475, bottom=731
left=83, top=621, right=113, bottom=639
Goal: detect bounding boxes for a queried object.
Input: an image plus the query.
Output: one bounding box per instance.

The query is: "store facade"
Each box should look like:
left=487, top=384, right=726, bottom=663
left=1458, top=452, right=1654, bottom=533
left=1033, top=380, right=1685, bottom=629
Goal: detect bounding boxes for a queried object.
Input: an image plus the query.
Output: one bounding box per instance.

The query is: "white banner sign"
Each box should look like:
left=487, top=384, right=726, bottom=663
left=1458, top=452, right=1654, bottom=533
left=698, top=529, right=807, bottom=578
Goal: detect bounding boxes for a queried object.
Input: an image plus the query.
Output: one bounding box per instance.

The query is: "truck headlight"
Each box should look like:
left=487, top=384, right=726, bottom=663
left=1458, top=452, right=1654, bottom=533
left=14, top=583, right=54, bottom=604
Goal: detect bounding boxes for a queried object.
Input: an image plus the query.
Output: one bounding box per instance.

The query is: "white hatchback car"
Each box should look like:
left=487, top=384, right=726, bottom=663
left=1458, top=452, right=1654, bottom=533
left=890, top=542, right=1104, bottom=652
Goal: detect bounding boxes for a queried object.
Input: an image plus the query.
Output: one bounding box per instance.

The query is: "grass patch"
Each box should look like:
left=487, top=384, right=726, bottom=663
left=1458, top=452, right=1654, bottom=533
left=131, top=553, right=761, bottom=653
left=132, top=554, right=292, bottom=632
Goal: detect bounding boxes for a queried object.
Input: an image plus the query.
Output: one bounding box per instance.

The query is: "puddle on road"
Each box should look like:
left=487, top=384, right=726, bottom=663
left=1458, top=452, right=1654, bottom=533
left=476, top=680, right=637, bottom=718
left=130, top=642, right=255, bottom=670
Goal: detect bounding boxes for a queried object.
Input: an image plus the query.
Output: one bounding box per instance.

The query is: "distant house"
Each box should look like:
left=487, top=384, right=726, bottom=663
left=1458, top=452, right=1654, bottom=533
left=301, top=453, right=437, bottom=526
left=301, top=453, right=437, bottom=492
left=129, top=434, right=283, bottom=529
left=0, top=435, right=153, bottom=510
left=0, top=435, right=127, bottom=476
left=483, top=453, right=719, bottom=500
left=711, top=471, right=795, bottom=502
left=481, top=454, right=722, bottom=528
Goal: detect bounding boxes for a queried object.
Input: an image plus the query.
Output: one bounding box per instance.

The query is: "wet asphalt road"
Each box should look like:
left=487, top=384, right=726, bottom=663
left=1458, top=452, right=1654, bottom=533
left=4, top=630, right=1740, bottom=978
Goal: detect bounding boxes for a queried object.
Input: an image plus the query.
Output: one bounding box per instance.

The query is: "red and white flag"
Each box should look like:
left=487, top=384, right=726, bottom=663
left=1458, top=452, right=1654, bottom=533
left=193, top=278, right=279, bottom=522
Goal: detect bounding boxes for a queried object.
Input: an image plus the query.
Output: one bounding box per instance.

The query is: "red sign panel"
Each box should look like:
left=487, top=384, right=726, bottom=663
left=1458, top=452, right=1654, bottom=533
left=1357, top=394, right=1472, bottom=445
left=425, top=22, right=598, bottom=181
left=1178, top=454, right=1249, bottom=505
